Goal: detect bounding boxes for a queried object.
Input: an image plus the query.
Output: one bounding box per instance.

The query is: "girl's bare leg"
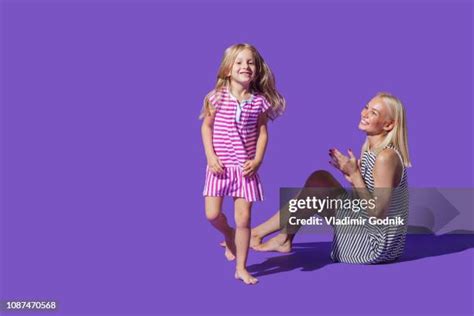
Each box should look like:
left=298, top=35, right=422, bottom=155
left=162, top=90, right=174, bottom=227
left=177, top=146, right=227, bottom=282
left=253, top=170, right=343, bottom=252
left=205, top=196, right=236, bottom=261
left=233, top=198, right=258, bottom=285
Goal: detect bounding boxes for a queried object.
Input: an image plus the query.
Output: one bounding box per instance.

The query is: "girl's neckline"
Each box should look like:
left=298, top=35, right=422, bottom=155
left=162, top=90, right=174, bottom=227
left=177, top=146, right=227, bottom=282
left=227, top=86, right=254, bottom=104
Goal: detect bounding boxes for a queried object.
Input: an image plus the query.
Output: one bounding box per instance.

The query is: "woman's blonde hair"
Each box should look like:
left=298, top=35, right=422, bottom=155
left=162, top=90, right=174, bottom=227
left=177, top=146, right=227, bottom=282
left=199, top=43, right=286, bottom=120
left=361, top=92, right=412, bottom=167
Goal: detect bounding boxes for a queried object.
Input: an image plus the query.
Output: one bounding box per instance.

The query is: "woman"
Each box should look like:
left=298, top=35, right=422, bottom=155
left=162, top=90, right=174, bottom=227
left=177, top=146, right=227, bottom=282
left=251, top=92, right=411, bottom=264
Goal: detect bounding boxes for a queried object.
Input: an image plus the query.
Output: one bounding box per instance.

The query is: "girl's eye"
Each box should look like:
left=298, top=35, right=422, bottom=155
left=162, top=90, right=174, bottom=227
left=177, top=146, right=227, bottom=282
left=371, top=111, right=377, bottom=115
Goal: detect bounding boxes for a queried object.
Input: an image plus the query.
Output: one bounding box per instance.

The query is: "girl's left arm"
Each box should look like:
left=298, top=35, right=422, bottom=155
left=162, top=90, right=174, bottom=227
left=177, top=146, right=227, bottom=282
left=242, top=114, right=268, bottom=177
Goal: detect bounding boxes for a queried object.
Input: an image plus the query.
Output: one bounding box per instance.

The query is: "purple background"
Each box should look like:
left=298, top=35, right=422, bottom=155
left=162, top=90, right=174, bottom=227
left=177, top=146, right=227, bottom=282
left=1, top=0, right=473, bottom=315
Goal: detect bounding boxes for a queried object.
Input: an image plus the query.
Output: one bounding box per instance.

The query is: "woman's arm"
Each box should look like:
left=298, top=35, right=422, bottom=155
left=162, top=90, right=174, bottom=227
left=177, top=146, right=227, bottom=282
left=243, top=114, right=268, bottom=177
left=201, top=113, right=224, bottom=174
left=330, top=148, right=401, bottom=218
left=370, top=149, right=402, bottom=218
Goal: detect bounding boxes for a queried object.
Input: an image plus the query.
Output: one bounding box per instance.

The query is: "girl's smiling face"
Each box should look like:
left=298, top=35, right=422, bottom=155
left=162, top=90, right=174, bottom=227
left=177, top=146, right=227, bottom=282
left=359, top=97, right=394, bottom=135
left=229, top=48, right=256, bottom=86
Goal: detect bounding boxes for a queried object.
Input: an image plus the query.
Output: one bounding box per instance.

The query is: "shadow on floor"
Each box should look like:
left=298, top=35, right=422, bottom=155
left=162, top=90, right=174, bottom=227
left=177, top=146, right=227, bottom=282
left=248, top=241, right=333, bottom=277
left=248, top=233, right=474, bottom=277
left=399, top=233, right=474, bottom=262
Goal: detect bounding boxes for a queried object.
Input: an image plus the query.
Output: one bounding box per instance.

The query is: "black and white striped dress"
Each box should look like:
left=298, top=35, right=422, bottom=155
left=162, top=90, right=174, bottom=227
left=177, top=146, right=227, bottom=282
left=330, top=144, right=409, bottom=264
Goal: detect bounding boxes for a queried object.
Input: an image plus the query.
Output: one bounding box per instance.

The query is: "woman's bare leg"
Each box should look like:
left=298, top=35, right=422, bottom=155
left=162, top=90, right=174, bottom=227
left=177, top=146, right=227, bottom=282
left=252, top=170, right=344, bottom=252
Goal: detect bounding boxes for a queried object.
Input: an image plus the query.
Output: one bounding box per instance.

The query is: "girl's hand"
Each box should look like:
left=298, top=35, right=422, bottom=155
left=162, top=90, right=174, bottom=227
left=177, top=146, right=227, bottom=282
left=329, top=148, right=359, bottom=177
left=242, top=159, right=261, bottom=177
left=207, top=154, right=224, bottom=175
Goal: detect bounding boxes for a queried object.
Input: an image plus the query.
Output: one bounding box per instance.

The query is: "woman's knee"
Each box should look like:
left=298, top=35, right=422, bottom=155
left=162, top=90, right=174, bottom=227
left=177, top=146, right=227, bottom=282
left=305, top=170, right=334, bottom=187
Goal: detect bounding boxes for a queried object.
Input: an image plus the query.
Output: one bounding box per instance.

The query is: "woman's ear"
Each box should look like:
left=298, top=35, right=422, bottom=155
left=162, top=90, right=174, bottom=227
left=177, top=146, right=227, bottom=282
left=383, top=120, right=395, bottom=132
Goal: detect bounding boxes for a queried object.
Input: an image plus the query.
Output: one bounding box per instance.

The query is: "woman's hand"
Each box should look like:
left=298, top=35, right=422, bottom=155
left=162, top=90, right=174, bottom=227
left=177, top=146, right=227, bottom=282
left=242, top=159, right=261, bottom=177
left=329, top=148, right=359, bottom=179
left=207, top=154, right=224, bottom=175
left=343, top=159, right=361, bottom=184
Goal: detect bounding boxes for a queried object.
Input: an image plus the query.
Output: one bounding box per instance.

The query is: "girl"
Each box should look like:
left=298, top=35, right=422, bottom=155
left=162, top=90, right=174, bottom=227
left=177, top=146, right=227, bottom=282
left=200, top=43, right=285, bottom=284
left=251, top=92, right=411, bottom=264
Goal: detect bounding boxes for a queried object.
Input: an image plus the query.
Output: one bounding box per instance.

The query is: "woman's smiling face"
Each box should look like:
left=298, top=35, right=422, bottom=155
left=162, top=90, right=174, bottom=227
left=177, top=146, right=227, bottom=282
left=358, top=97, right=394, bottom=135
left=229, top=48, right=256, bottom=86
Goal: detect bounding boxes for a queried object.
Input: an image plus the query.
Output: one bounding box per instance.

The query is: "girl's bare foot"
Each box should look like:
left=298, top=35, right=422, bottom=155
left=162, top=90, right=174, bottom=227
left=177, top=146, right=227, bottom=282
left=220, top=242, right=236, bottom=261
left=224, top=245, right=236, bottom=261
left=224, top=229, right=236, bottom=261
left=235, top=269, right=258, bottom=285
left=253, top=233, right=292, bottom=253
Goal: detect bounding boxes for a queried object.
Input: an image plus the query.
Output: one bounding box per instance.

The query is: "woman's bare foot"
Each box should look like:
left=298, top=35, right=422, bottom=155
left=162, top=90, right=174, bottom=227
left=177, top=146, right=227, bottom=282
left=249, top=231, right=262, bottom=249
left=222, top=231, right=261, bottom=249
left=235, top=269, right=258, bottom=285
left=253, top=233, right=292, bottom=253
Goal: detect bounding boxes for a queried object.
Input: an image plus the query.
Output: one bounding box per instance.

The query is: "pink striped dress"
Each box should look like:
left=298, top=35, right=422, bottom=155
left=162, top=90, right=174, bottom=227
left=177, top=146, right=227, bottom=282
left=203, top=87, right=271, bottom=202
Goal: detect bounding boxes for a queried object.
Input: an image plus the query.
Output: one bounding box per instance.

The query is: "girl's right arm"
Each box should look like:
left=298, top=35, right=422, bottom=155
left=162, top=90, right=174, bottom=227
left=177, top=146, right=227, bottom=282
left=201, top=113, right=224, bottom=175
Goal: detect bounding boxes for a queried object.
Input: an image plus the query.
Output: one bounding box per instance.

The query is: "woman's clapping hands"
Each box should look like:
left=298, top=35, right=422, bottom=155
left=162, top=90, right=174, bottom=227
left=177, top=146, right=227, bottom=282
left=329, top=148, right=359, bottom=183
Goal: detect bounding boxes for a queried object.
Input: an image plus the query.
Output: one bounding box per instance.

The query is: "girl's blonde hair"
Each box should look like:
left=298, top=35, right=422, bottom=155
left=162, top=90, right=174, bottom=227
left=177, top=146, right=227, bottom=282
left=199, top=43, right=286, bottom=120
left=361, top=92, right=412, bottom=167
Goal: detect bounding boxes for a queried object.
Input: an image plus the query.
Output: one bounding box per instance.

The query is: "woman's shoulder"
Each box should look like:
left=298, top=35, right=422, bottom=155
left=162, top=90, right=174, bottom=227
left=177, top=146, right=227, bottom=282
left=376, top=147, right=400, bottom=163
left=374, top=147, right=403, bottom=175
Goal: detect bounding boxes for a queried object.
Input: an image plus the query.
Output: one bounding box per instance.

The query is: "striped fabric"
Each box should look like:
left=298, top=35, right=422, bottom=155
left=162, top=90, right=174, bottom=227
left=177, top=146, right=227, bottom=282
left=203, top=87, right=271, bottom=202
left=330, top=144, right=409, bottom=264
